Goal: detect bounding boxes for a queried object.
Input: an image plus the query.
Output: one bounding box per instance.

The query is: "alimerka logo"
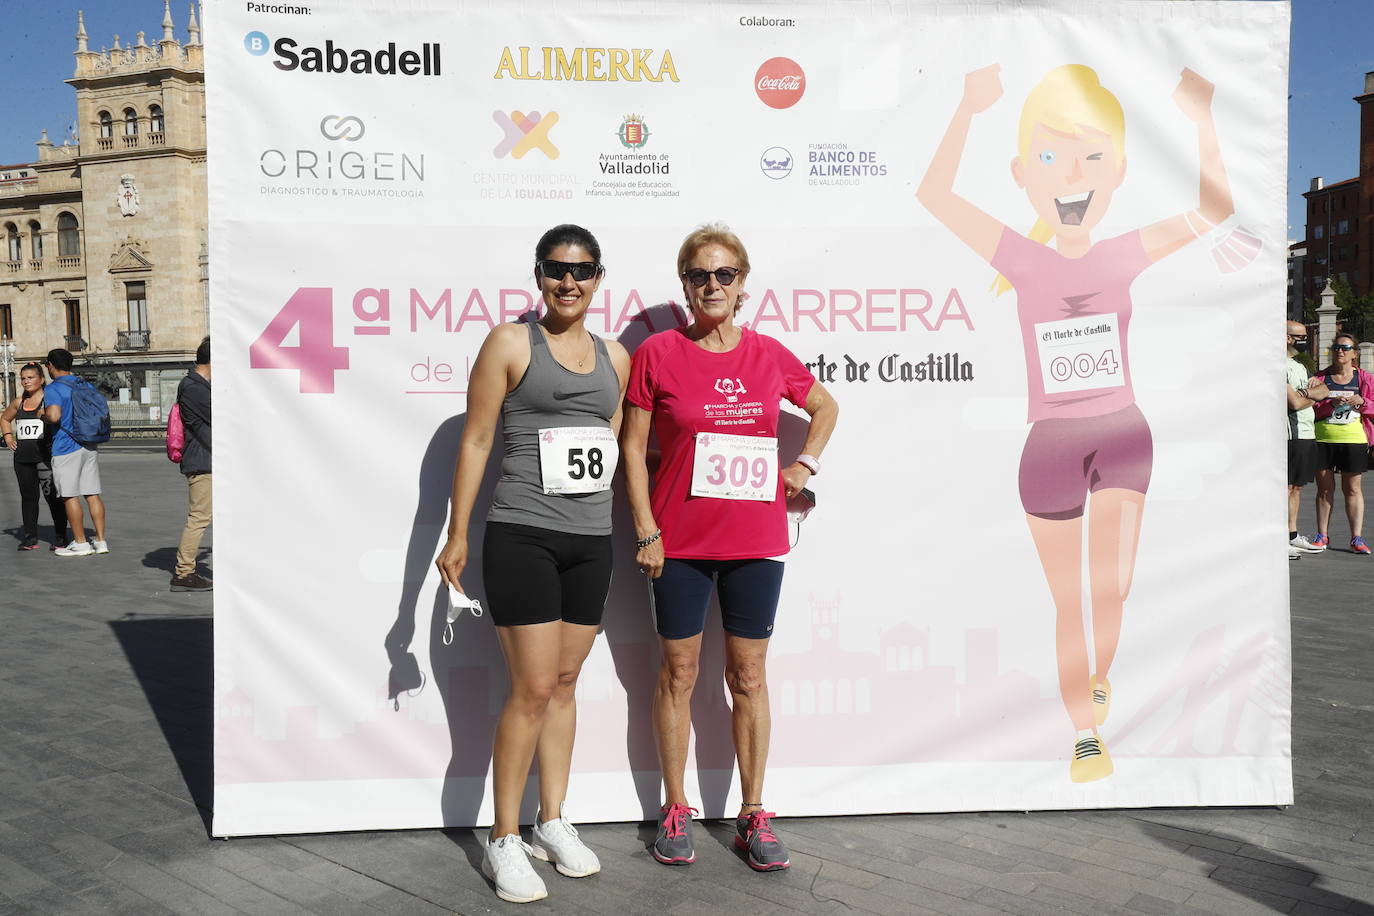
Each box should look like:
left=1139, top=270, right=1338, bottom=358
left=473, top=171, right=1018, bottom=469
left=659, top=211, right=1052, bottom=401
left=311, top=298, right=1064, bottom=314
left=494, top=46, right=678, bottom=82
left=493, top=110, right=559, bottom=159
left=245, top=31, right=442, bottom=76
left=755, top=57, right=805, bottom=109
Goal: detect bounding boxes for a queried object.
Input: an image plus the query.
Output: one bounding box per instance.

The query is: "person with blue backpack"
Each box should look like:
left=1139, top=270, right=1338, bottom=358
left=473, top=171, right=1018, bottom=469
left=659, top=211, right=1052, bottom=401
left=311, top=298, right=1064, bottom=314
left=43, top=348, right=110, bottom=557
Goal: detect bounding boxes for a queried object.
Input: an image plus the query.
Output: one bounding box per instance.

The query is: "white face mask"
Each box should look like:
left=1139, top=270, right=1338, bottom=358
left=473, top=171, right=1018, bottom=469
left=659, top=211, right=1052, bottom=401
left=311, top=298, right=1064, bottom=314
left=1185, top=210, right=1262, bottom=274
left=443, top=585, right=483, bottom=646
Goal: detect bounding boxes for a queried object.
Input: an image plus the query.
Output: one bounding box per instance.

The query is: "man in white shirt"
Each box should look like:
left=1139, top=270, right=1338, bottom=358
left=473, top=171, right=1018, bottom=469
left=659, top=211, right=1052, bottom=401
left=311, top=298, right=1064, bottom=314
left=1286, top=321, right=1328, bottom=558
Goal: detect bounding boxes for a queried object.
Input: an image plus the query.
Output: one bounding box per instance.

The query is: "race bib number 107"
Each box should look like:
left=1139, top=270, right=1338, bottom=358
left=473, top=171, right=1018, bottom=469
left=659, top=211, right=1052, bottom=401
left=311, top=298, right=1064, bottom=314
left=538, top=427, right=618, bottom=495
left=690, top=433, right=779, bottom=501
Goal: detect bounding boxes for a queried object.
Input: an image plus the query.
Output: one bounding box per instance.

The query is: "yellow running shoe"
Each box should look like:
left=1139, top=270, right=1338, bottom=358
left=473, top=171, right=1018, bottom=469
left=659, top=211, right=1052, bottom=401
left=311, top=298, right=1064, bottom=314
left=1069, top=734, right=1114, bottom=783
left=1090, top=676, right=1112, bottom=727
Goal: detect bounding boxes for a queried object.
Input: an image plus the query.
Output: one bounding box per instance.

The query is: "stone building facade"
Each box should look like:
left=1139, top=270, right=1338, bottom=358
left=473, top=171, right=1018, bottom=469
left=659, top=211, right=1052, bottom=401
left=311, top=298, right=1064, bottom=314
left=0, top=3, right=205, bottom=420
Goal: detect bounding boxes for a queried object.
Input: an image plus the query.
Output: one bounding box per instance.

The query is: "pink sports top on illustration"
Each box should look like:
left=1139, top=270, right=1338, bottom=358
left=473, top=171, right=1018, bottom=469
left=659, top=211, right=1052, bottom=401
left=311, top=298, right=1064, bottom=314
left=627, top=327, right=815, bottom=560
left=991, top=227, right=1152, bottom=423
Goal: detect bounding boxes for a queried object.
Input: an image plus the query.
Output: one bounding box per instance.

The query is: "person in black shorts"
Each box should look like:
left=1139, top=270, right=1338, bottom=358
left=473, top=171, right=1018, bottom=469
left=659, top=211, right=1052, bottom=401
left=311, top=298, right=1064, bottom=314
left=1286, top=321, right=1327, bottom=558
left=1309, top=332, right=1374, bottom=554
left=435, top=225, right=629, bottom=904
left=1, top=363, right=68, bottom=550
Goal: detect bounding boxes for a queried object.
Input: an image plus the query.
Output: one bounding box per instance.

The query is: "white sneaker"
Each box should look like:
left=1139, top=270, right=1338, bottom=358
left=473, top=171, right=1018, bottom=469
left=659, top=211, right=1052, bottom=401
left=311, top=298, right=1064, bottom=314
left=1289, top=545, right=1301, bottom=560
left=482, top=833, right=547, bottom=904
left=1291, top=534, right=1325, bottom=553
left=55, top=541, right=94, bottom=557
left=531, top=803, right=601, bottom=878
left=92, top=539, right=109, bottom=555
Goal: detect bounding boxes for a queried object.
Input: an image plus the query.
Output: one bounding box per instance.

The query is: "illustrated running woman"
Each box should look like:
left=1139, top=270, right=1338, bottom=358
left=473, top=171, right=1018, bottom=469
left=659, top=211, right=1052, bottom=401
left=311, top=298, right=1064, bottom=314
left=917, top=64, right=1233, bottom=781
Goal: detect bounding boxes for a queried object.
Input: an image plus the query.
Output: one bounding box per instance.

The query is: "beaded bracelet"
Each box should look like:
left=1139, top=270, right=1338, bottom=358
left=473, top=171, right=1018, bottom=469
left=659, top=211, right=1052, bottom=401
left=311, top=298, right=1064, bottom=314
left=635, top=530, right=662, bottom=549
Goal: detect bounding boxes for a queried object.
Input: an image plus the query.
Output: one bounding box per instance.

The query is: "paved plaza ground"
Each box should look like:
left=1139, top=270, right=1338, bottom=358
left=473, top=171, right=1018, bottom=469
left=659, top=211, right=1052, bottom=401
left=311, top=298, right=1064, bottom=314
left=0, top=452, right=1371, bottom=915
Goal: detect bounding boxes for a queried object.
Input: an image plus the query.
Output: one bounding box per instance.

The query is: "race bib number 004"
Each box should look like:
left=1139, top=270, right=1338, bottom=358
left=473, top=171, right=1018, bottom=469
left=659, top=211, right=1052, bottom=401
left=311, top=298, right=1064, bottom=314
left=538, top=427, right=618, bottom=495
left=1033, top=312, right=1125, bottom=396
left=691, top=433, right=778, bottom=501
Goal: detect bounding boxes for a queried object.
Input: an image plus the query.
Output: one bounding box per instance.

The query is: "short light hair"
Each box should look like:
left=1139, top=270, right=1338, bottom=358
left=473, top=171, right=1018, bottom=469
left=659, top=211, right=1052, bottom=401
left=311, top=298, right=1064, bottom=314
left=676, top=223, right=751, bottom=280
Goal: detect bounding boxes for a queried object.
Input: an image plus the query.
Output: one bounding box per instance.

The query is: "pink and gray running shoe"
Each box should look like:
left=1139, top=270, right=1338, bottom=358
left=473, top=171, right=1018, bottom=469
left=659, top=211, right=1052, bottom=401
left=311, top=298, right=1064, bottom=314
left=735, top=809, right=790, bottom=871
left=1352, top=536, right=1371, bottom=555
left=652, top=803, right=698, bottom=865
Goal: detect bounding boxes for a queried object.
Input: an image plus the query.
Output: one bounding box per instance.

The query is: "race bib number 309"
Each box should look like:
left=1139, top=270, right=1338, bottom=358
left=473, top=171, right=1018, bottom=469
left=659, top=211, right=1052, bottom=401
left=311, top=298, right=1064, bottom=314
left=538, top=427, right=617, bottom=495
left=690, top=433, right=778, bottom=501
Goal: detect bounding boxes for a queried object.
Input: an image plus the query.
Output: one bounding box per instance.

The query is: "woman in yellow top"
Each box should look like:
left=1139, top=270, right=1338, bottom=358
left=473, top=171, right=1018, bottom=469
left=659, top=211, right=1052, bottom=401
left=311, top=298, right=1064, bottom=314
left=1310, top=332, right=1374, bottom=554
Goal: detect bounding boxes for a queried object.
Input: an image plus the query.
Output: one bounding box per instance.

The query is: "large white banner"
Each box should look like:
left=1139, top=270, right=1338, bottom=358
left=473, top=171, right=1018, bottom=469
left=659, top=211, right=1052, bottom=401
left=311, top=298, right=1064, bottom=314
left=208, top=0, right=1292, bottom=836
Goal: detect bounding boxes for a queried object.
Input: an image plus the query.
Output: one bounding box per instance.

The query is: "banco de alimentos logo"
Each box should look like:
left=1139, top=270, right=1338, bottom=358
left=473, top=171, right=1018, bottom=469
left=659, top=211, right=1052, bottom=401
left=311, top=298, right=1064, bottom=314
left=243, top=30, right=441, bottom=76
left=493, top=110, right=559, bottom=159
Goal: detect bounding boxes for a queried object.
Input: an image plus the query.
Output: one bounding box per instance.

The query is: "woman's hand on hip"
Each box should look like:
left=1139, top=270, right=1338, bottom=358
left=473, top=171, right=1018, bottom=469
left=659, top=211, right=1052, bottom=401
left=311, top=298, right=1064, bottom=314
left=781, top=463, right=812, bottom=500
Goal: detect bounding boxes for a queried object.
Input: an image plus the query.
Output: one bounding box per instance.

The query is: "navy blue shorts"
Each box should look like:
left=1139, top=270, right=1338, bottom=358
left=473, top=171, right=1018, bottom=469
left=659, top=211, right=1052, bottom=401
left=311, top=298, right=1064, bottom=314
left=650, top=558, right=785, bottom=640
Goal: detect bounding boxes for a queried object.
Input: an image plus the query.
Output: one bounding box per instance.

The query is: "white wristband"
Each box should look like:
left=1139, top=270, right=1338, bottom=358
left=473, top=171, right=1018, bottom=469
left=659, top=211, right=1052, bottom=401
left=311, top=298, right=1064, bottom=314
left=795, top=454, right=820, bottom=475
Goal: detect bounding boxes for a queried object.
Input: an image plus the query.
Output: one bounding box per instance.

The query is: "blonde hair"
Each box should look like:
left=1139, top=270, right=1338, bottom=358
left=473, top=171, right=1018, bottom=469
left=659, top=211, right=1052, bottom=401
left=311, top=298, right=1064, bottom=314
left=677, top=223, right=752, bottom=314
left=993, top=65, right=1125, bottom=297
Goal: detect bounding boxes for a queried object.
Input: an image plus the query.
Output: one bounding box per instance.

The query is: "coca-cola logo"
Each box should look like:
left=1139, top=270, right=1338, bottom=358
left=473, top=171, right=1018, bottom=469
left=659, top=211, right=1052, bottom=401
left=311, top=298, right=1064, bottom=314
left=754, top=57, right=805, bottom=109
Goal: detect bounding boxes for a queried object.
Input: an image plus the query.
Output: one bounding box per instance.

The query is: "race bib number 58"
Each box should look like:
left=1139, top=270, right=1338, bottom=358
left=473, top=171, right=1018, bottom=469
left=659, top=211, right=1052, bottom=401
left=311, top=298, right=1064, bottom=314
left=538, top=427, right=617, bottom=495
left=691, top=433, right=778, bottom=501
left=1033, top=312, right=1124, bottom=395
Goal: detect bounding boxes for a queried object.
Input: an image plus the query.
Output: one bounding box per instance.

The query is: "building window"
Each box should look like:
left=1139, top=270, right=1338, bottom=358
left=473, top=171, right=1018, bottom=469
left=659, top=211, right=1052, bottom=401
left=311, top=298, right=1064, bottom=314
left=64, top=300, right=82, bottom=338
left=57, top=213, right=79, bottom=257
left=149, top=105, right=164, bottom=133
left=98, top=110, right=112, bottom=138
left=0, top=304, right=11, bottom=340
left=28, top=221, right=41, bottom=260
left=1338, top=219, right=1350, bottom=235
left=126, top=281, right=149, bottom=331
left=1340, top=247, right=1350, bottom=261
left=123, top=108, right=138, bottom=136
left=1315, top=225, right=1324, bottom=240
left=4, top=223, right=19, bottom=262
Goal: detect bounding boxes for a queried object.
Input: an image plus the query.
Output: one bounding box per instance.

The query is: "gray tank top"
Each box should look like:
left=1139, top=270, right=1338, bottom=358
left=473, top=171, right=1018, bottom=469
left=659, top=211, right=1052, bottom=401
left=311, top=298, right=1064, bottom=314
left=487, top=320, right=620, bottom=535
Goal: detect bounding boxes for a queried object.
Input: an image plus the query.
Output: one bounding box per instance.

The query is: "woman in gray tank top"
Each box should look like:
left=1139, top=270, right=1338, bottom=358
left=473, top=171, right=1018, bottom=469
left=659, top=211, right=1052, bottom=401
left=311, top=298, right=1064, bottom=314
left=435, top=225, right=630, bottom=904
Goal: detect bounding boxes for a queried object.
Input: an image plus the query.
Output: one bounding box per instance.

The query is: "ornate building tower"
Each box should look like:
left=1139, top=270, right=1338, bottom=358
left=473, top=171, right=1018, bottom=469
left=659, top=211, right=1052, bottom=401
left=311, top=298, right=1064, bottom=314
left=0, top=3, right=205, bottom=416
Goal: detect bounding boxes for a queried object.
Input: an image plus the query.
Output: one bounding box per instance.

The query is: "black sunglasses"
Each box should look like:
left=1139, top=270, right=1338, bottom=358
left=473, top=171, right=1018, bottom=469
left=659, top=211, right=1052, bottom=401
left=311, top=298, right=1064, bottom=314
left=1332, top=344, right=1355, bottom=352
left=1288, top=334, right=1307, bottom=341
left=682, top=267, right=741, bottom=288
left=537, top=260, right=602, bottom=282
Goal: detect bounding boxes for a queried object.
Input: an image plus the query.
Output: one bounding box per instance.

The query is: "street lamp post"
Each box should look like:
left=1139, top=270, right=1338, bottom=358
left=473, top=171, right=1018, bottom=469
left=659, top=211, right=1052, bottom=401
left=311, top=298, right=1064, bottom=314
left=0, top=342, right=16, bottom=404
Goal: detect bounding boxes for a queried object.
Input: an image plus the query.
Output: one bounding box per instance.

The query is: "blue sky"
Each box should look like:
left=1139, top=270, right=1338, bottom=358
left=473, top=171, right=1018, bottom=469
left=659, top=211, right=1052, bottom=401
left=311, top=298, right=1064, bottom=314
left=2, top=0, right=1371, bottom=237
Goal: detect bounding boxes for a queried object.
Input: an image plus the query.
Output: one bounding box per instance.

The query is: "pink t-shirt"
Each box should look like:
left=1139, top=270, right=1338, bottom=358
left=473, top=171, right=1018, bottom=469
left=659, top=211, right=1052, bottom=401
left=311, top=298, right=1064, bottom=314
left=627, top=327, right=815, bottom=560
left=991, top=227, right=1152, bottom=423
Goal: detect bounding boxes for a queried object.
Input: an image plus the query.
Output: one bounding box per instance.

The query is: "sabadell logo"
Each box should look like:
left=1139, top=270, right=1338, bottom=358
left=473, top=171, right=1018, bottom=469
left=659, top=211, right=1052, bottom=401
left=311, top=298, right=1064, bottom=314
left=755, top=57, right=805, bottom=109
left=243, top=31, right=442, bottom=76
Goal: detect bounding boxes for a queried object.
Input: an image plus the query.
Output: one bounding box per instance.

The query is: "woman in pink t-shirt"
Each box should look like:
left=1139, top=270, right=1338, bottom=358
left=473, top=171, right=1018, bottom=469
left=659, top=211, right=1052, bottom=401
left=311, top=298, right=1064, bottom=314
left=917, top=64, right=1233, bottom=782
left=622, top=223, right=838, bottom=872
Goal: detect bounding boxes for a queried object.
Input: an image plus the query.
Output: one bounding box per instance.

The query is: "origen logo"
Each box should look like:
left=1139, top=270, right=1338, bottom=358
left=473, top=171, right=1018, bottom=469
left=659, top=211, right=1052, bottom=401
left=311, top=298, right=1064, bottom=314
left=760, top=147, right=793, bottom=179
left=244, top=31, right=270, bottom=56
left=492, top=110, right=560, bottom=159
left=755, top=57, right=805, bottom=109
left=320, top=115, right=366, bottom=141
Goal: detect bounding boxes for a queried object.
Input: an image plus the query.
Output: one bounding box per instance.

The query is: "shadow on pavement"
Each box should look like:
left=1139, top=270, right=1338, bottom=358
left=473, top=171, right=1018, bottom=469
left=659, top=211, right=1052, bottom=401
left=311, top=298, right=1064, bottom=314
left=1164, top=828, right=1367, bottom=912
left=109, top=613, right=214, bottom=834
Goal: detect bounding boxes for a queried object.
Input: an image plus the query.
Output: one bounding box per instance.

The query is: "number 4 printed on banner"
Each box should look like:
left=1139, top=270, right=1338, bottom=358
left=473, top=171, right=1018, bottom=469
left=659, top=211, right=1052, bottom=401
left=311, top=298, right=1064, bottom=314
left=249, top=287, right=350, bottom=393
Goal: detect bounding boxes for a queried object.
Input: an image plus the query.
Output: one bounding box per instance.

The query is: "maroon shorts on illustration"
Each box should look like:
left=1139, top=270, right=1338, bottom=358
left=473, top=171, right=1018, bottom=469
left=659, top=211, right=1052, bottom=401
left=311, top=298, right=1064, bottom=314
left=1018, top=404, right=1153, bottom=520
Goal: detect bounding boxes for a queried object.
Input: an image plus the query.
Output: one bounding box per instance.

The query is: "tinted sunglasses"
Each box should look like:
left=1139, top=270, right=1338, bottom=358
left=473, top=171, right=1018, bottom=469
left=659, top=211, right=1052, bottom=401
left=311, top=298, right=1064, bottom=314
left=682, top=267, right=741, bottom=288
left=1332, top=344, right=1355, bottom=351
left=537, top=260, right=602, bottom=282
